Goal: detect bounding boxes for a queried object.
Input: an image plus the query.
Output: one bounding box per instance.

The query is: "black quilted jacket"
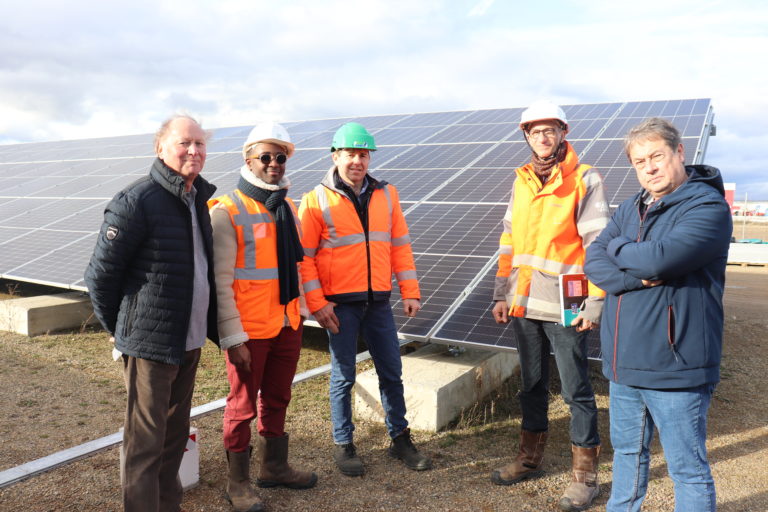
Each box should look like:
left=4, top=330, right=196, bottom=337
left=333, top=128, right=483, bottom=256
left=84, top=158, right=219, bottom=365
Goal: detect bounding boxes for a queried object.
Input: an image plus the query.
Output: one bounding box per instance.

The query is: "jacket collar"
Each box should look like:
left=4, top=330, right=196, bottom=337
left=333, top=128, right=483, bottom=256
left=634, top=164, right=725, bottom=210
left=150, top=157, right=216, bottom=203
left=320, top=166, right=387, bottom=196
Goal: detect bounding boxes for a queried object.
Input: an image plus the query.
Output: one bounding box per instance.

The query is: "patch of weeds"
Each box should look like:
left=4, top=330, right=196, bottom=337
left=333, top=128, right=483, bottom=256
left=16, top=399, right=38, bottom=407
left=439, top=433, right=459, bottom=448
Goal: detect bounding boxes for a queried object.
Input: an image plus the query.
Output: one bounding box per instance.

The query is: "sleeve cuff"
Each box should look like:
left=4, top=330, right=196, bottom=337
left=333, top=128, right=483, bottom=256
left=581, top=296, right=604, bottom=324
left=493, top=276, right=508, bottom=302
left=220, top=331, right=249, bottom=350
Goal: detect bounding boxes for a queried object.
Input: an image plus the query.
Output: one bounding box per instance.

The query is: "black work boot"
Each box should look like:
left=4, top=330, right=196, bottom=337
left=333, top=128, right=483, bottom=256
left=333, top=443, right=365, bottom=477
left=389, top=428, right=432, bottom=471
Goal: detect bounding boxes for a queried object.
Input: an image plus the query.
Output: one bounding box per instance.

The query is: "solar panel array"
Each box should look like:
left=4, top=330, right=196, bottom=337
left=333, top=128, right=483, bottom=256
left=0, top=99, right=714, bottom=356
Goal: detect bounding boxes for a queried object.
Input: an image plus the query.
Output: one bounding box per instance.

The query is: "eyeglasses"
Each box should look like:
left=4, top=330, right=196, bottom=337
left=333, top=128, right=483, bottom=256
left=256, top=153, right=287, bottom=165
left=632, top=151, right=667, bottom=171
left=527, top=128, right=558, bottom=140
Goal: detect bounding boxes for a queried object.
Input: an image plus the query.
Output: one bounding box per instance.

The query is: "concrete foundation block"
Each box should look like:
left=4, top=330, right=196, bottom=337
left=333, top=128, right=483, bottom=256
left=354, top=344, right=519, bottom=432
left=0, top=292, right=98, bottom=336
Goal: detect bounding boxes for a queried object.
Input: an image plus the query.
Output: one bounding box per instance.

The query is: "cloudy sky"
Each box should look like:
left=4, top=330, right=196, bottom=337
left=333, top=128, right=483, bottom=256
left=1, top=0, right=765, bottom=198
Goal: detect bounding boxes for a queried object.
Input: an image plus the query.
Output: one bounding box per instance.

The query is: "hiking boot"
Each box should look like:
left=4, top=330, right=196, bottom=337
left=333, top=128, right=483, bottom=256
left=559, top=445, right=600, bottom=511
left=225, top=447, right=265, bottom=512
left=491, top=429, right=548, bottom=485
left=389, top=428, right=432, bottom=471
left=255, top=434, right=318, bottom=490
left=333, top=443, right=365, bottom=477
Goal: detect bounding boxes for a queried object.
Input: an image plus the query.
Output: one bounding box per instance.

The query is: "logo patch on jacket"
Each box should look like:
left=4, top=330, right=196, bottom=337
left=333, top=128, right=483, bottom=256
left=106, top=226, right=119, bottom=240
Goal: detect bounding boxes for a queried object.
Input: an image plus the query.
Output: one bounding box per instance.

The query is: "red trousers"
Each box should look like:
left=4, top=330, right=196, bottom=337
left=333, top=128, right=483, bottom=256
left=223, top=325, right=302, bottom=452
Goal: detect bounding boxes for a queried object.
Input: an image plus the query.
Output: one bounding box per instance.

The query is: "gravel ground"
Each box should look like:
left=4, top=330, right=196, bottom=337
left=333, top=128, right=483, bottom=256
left=0, top=266, right=767, bottom=511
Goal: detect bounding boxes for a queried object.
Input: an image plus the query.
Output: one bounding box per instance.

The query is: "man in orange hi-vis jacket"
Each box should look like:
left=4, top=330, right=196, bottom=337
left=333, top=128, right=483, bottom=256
left=491, top=102, right=610, bottom=512
left=209, top=122, right=317, bottom=512
left=299, top=122, right=432, bottom=478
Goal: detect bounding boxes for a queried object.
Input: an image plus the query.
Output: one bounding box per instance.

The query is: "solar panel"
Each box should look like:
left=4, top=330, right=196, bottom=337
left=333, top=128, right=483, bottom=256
left=0, top=99, right=715, bottom=358
left=376, top=143, right=495, bottom=169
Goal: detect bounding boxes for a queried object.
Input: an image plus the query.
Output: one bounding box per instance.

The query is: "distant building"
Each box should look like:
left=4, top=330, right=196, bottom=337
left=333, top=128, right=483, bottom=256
left=724, top=183, right=736, bottom=212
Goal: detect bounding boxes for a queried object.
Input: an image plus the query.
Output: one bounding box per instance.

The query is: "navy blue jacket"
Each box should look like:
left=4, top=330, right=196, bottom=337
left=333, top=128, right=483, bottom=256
left=84, top=158, right=219, bottom=365
left=584, top=165, right=731, bottom=389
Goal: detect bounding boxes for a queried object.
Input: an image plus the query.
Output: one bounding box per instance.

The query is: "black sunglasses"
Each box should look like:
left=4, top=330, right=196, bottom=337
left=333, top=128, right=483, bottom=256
left=257, top=153, right=287, bottom=165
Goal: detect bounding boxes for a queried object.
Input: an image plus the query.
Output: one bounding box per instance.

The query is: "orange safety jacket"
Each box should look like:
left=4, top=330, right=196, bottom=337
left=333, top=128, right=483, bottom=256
left=208, top=189, right=302, bottom=339
left=298, top=169, right=420, bottom=314
left=493, top=142, right=609, bottom=322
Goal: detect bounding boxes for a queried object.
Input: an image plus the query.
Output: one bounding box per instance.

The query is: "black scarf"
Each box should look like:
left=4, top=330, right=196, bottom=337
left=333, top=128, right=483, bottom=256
left=237, top=176, right=303, bottom=305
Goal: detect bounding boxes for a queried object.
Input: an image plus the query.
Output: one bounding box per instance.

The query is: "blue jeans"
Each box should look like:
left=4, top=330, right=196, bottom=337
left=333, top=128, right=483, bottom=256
left=510, top=317, right=599, bottom=447
left=607, top=381, right=716, bottom=512
left=328, top=300, right=408, bottom=444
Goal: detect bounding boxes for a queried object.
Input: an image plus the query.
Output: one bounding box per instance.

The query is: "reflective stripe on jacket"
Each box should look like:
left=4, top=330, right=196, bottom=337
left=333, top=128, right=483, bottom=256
left=298, top=169, right=420, bottom=313
left=494, top=142, right=609, bottom=322
left=208, top=189, right=302, bottom=339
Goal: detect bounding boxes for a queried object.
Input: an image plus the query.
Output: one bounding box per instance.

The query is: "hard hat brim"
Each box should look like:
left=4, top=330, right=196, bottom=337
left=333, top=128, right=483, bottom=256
left=519, top=118, right=569, bottom=132
left=243, top=139, right=295, bottom=160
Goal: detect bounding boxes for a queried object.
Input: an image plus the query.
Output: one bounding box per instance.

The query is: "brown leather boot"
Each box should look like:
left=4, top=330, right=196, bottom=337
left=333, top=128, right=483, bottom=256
left=490, top=429, right=548, bottom=485
left=559, top=445, right=600, bottom=511
left=255, top=434, right=318, bottom=489
left=225, top=447, right=265, bottom=512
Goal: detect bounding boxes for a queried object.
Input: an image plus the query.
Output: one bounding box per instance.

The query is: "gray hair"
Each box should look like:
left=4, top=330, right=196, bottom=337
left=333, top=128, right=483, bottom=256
left=623, top=117, right=681, bottom=159
left=153, top=114, right=208, bottom=155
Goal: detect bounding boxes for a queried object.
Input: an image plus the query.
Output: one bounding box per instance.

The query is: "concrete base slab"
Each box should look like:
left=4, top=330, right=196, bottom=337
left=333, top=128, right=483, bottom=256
left=354, top=344, right=519, bottom=432
left=0, top=292, right=98, bottom=336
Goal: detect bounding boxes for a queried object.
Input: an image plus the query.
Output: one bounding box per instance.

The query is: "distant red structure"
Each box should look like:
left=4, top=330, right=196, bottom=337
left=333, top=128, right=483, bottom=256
left=724, top=183, right=736, bottom=213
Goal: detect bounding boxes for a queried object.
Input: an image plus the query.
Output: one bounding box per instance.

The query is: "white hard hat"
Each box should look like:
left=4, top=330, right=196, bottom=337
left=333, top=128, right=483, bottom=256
left=242, top=121, right=295, bottom=159
left=519, top=102, right=569, bottom=132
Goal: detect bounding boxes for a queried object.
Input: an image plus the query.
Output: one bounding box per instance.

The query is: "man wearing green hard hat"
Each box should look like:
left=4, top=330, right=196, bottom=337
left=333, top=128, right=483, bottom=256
left=298, top=122, right=432, bottom=476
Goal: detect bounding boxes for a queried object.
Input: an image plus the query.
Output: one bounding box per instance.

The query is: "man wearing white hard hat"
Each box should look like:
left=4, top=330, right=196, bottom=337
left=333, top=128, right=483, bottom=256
left=209, top=122, right=316, bottom=512
left=491, top=102, right=610, bottom=511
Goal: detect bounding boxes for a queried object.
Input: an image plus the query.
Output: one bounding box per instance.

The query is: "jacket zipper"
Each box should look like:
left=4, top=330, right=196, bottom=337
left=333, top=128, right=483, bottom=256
left=345, top=184, right=374, bottom=299
left=613, top=201, right=649, bottom=381
left=612, top=295, right=621, bottom=381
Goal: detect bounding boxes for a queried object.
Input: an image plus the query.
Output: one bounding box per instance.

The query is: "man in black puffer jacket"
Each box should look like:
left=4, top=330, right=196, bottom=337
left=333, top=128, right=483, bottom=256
left=85, top=114, right=219, bottom=512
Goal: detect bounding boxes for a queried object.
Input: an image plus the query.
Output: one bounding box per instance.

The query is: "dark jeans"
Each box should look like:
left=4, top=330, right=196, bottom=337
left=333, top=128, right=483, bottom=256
left=328, top=300, right=408, bottom=444
left=510, top=317, right=599, bottom=447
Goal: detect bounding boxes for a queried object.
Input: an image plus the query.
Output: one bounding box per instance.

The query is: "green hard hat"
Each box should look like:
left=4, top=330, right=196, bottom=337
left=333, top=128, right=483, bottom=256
left=330, top=122, right=377, bottom=152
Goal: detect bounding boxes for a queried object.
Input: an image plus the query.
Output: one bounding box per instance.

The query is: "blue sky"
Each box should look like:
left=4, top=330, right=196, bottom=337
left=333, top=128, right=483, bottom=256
left=1, top=0, right=766, bottom=198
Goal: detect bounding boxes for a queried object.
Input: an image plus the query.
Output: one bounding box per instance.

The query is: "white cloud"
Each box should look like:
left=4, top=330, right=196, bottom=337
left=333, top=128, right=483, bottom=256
left=468, top=0, right=496, bottom=17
